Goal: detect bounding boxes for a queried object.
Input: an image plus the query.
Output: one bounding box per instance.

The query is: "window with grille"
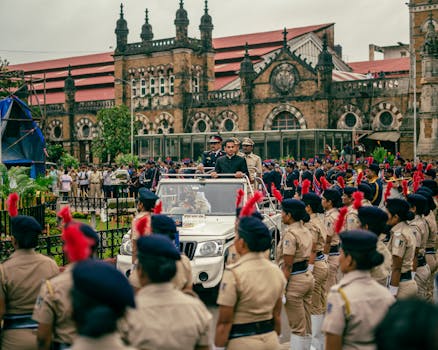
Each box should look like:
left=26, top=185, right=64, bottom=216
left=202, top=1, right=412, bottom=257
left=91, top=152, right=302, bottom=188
left=150, top=78, right=156, bottom=96
left=140, top=79, right=146, bottom=96
left=159, top=76, right=166, bottom=95
left=271, top=112, right=300, bottom=130
left=169, top=76, right=175, bottom=95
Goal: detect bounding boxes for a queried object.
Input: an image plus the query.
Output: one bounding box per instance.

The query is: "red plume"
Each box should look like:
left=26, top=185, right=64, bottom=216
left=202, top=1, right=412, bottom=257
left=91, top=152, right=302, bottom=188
left=334, top=207, right=348, bottom=234
left=302, top=179, right=311, bottom=195
left=240, top=191, right=263, bottom=217
left=417, top=162, right=423, bottom=172
left=337, top=176, right=345, bottom=189
left=58, top=205, right=72, bottom=224
left=135, top=215, right=150, bottom=237
left=367, top=157, right=374, bottom=166
left=385, top=163, right=390, bottom=170
left=352, top=191, right=364, bottom=210
left=153, top=200, right=163, bottom=214
left=426, top=163, right=433, bottom=172
left=235, top=188, right=245, bottom=208
left=402, top=180, right=409, bottom=197
left=7, top=193, right=19, bottom=217
left=271, top=184, right=283, bottom=203
left=320, top=176, right=330, bottom=191
left=413, top=177, right=421, bottom=193
left=384, top=182, right=393, bottom=202
left=357, top=172, right=364, bottom=185
left=405, top=162, right=412, bottom=172
left=62, top=223, right=92, bottom=262
left=293, top=180, right=299, bottom=188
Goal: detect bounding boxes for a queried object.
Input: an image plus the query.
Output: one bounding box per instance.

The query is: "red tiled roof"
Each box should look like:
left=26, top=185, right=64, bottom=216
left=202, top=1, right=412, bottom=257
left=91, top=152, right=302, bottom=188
left=332, top=71, right=366, bottom=81
left=29, top=65, right=114, bottom=80
left=29, top=87, right=115, bottom=105
left=214, top=76, right=238, bottom=90
left=348, top=57, right=410, bottom=75
left=215, top=46, right=282, bottom=61
left=32, top=76, right=114, bottom=90
left=212, top=24, right=333, bottom=49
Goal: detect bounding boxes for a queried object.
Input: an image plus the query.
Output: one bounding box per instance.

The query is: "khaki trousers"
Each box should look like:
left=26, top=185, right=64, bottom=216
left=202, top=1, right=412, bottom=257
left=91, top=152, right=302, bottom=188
left=326, top=254, right=340, bottom=292
left=285, top=271, right=314, bottom=336
left=227, top=331, right=279, bottom=350
left=311, top=260, right=328, bottom=315
left=415, top=265, right=431, bottom=300
left=2, top=329, right=37, bottom=350
left=89, top=183, right=101, bottom=198
left=397, top=279, right=418, bottom=299
left=426, top=254, right=437, bottom=302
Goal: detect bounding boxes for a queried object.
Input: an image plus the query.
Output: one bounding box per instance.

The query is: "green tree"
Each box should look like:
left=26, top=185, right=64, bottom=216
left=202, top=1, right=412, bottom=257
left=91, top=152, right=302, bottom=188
left=115, top=153, right=139, bottom=168
left=60, top=153, right=80, bottom=168
left=92, top=105, right=137, bottom=163
left=46, top=143, right=65, bottom=163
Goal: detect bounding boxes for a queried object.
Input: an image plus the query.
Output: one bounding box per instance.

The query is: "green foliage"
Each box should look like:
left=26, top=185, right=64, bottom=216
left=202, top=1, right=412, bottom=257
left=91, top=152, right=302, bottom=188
left=0, top=58, right=25, bottom=99
left=0, top=166, right=51, bottom=200
left=372, top=146, right=395, bottom=165
left=92, top=105, right=138, bottom=163
left=46, top=143, right=64, bottom=163
left=60, top=153, right=79, bottom=168
left=115, top=153, right=139, bottom=168
left=72, top=212, right=89, bottom=219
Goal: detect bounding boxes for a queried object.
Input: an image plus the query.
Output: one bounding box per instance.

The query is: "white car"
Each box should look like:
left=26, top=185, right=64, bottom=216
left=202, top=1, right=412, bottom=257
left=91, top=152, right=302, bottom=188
left=117, top=175, right=282, bottom=290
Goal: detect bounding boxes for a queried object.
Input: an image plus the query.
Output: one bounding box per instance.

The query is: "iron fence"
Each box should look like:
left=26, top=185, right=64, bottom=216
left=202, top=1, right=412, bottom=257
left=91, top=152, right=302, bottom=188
left=0, top=204, right=46, bottom=236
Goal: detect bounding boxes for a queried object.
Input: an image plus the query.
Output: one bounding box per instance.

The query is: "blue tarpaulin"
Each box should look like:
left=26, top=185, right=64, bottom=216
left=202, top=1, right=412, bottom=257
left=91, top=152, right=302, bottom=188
left=0, top=96, right=46, bottom=178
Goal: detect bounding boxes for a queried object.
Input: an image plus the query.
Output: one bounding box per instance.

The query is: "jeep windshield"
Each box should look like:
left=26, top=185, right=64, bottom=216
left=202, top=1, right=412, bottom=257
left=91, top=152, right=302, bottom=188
left=157, top=181, right=244, bottom=215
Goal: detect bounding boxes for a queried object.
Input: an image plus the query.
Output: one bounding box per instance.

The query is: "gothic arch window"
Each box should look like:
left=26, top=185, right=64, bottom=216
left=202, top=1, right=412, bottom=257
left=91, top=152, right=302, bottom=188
left=75, top=118, right=96, bottom=140
left=216, top=110, right=239, bottom=132
left=135, top=113, right=155, bottom=135
left=370, top=102, right=403, bottom=130
left=155, top=112, right=174, bottom=134
left=46, top=120, right=63, bottom=141
left=187, top=112, right=213, bottom=133
left=336, top=104, right=364, bottom=129
left=421, top=18, right=438, bottom=33
left=264, top=104, right=307, bottom=130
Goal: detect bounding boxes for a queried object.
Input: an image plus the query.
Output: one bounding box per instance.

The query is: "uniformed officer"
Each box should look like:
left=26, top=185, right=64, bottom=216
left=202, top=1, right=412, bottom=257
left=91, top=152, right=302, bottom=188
left=276, top=199, right=314, bottom=349
left=33, top=207, right=100, bottom=350
left=212, top=139, right=249, bottom=178
left=341, top=187, right=362, bottom=231
left=365, top=162, right=383, bottom=206
left=357, top=206, right=392, bottom=286
left=302, top=193, right=328, bottom=350
left=0, top=193, right=59, bottom=350
left=385, top=198, right=418, bottom=298
left=322, top=230, right=394, bottom=350
left=202, top=135, right=225, bottom=168
left=120, top=235, right=212, bottom=350
left=322, top=188, right=342, bottom=291
left=215, top=216, right=286, bottom=350
left=283, top=161, right=299, bottom=199
left=407, top=193, right=431, bottom=299
left=241, top=137, right=262, bottom=184
left=69, top=260, right=136, bottom=350
left=151, top=214, right=193, bottom=293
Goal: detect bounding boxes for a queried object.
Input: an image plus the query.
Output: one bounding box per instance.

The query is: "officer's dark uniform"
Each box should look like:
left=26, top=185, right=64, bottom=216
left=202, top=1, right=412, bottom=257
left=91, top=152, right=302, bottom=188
left=202, top=135, right=225, bottom=168
left=366, top=163, right=383, bottom=206
left=214, top=154, right=249, bottom=177
left=284, top=164, right=300, bottom=199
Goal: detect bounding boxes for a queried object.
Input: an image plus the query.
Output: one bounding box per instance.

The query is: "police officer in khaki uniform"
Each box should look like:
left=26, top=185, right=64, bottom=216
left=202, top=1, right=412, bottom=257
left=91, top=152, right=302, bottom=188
left=121, top=235, right=212, bottom=350
left=302, top=193, right=328, bottom=350
left=358, top=206, right=392, bottom=286
left=69, top=260, right=136, bottom=350
left=322, top=230, right=394, bottom=350
left=322, top=189, right=342, bottom=291
left=241, top=137, right=262, bottom=184
left=33, top=210, right=100, bottom=350
left=385, top=198, right=418, bottom=299
left=341, top=187, right=361, bottom=231
left=0, top=195, right=59, bottom=350
left=276, top=199, right=314, bottom=350
left=407, top=193, right=431, bottom=299
left=88, top=167, right=102, bottom=198
left=215, top=216, right=286, bottom=350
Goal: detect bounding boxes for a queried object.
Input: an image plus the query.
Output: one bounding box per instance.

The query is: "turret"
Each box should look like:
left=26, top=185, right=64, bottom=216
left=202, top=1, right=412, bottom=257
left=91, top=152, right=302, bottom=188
left=199, top=0, right=213, bottom=50
left=316, top=33, right=334, bottom=94
left=115, top=3, right=129, bottom=52
left=175, top=0, right=189, bottom=43
left=141, top=9, right=153, bottom=42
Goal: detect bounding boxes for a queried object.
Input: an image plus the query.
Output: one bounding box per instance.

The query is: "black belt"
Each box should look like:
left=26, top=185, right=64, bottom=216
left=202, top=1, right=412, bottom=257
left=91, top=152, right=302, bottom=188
left=426, top=247, right=436, bottom=254
left=52, top=342, right=71, bottom=350
left=400, top=271, right=412, bottom=282
left=229, top=319, right=274, bottom=339
left=2, top=314, right=38, bottom=330
left=291, top=260, right=308, bottom=273
left=417, top=255, right=427, bottom=267
left=329, top=245, right=340, bottom=255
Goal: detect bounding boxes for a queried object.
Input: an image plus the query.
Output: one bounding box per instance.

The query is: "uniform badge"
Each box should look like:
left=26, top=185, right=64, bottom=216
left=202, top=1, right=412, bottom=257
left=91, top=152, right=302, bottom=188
left=284, top=240, right=290, bottom=247
left=36, top=295, right=43, bottom=308
left=220, top=282, right=227, bottom=291
left=327, top=303, right=332, bottom=314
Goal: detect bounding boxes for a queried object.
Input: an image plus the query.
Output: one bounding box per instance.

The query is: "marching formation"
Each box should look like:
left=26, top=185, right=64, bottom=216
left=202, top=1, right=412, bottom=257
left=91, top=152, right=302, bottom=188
left=0, top=144, right=438, bottom=349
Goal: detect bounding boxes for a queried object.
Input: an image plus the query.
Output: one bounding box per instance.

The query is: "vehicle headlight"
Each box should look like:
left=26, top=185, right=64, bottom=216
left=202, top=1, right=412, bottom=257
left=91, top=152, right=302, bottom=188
left=195, top=240, right=224, bottom=257
left=120, top=233, right=132, bottom=255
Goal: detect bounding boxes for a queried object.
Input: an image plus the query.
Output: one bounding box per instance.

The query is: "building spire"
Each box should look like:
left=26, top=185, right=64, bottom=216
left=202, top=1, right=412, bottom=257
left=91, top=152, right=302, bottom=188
left=282, top=27, right=288, bottom=49
left=120, top=3, right=124, bottom=18
left=115, top=3, right=129, bottom=52
left=200, top=0, right=213, bottom=49
left=141, top=8, right=154, bottom=42
left=175, top=0, right=189, bottom=42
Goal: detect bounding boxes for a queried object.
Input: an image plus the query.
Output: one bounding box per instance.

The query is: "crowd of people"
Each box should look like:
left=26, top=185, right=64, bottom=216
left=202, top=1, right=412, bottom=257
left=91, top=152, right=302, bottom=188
left=3, top=135, right=438, bottom=350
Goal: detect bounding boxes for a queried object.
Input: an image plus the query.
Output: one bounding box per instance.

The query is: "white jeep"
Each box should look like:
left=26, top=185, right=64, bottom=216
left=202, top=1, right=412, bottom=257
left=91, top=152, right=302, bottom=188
left=117, top=174, right=282, bottom=290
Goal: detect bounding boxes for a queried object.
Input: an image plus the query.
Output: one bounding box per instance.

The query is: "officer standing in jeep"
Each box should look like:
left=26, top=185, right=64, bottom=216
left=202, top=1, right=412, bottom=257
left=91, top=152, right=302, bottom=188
left=202, top=135, right=225, bottom=168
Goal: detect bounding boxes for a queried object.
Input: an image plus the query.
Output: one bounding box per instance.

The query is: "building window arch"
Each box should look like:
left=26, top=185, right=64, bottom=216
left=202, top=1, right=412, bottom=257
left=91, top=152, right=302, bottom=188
left=155, top=112, right=174, bottom=134
left=264, top=104, right=306, bottom=130
left=336, top=104, right=364, bottom=129
left=46, top=119, right=63, bottom=141
left=75, top=117, right=96, bottom=140
left=159, top=75, right=166, bottom=95
left=135, top=113, right=155, bottom=135
left=140, top=78, right=147, bottom=97
left=370, top=102, right=403, bottom=130
left=216, top=110, right=239, bottom=132
left=150, top=77, right=156, bottom=96
left=188, top=112, right=213, bottom=133
left=169, top=75, right=175, bottom=95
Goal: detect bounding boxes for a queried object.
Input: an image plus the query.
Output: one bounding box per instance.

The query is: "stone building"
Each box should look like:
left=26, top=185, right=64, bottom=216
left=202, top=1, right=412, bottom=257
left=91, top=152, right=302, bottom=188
left=8, top=0, right=438, bottom=162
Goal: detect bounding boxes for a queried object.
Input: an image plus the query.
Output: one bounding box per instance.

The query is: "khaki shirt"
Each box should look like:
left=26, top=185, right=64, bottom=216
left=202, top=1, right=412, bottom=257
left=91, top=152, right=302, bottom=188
left=345, top=206, right=361, bottom=231
left=172, top=254, right=193, bottom=291
left=305, top=213, right=327, bottom=252
left=32, top=265, right=76, bottom=344
left=89, top=171, right=102, bottom=184
left=0, top=250, right=59, bottom=314
left=276, top=221, right=313, bottom=267
left=322, top=270, right=394, bottom=350
left=425, top=211, right=437, bottom=248
left=324, top=208, right=340, bottom=246
left=243, top=152, right=262, bottom=181
left=389, top=221, right=417, bottom=273
left=121, top=283, right=211, bottom=350
left=370, top=236, right=392, bottom=283
left=217, top=252, right=286, bottom=324
left=70, top=333, right=137, bottom=350
left=407, top=216, right=425, bottom=251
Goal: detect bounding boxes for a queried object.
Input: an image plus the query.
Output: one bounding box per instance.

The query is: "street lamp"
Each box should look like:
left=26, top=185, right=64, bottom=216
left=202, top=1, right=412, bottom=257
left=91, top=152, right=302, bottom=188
left=115, top=78, right=135, bottom=157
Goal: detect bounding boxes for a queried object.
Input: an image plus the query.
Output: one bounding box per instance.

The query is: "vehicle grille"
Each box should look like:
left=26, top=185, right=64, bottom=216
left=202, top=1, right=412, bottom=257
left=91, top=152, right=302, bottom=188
left=180, top=241, right=197, bottom=260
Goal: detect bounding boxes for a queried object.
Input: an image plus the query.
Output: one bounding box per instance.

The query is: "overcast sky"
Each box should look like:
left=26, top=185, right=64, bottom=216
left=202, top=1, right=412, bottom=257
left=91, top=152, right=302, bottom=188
left=0, top=0, right=409, bottom=65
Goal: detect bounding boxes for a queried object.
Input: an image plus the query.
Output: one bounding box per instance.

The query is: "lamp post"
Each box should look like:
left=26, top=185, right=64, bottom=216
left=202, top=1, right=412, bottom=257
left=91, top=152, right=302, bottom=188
left=115, top=78, right=135, bottom=157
